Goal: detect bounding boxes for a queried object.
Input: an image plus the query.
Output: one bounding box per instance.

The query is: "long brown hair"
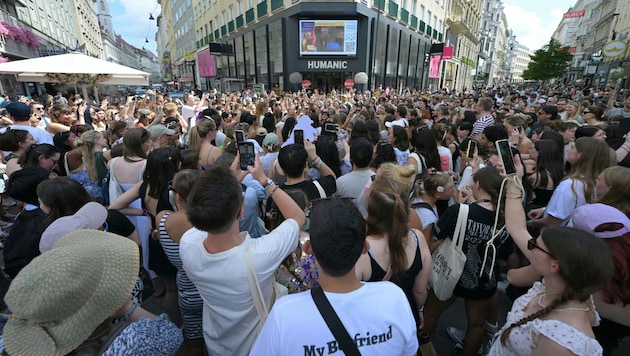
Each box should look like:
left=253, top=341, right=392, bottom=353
left=568, top=137, right=616, bottom=203
left=500, top=227, right=613, bottom=346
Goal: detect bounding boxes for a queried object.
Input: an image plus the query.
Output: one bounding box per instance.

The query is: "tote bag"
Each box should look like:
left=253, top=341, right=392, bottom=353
left=429, top=203, right=469, bottom=301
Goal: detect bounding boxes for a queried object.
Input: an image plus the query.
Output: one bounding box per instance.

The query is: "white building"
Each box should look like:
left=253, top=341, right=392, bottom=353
left=69, top=0, right=103, bottom=57
left=509, top=43, right=532, bottom=83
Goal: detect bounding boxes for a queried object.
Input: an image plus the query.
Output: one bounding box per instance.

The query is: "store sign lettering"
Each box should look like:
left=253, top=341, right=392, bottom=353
left=307, top=60, right=348, bottom=69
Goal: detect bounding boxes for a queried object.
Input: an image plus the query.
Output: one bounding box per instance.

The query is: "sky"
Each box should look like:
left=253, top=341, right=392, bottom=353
left=502, top=0, right=577, bottom=51
left=107, top=0, right=161, bottom=55
left=106, top=0, right=577, bottom=56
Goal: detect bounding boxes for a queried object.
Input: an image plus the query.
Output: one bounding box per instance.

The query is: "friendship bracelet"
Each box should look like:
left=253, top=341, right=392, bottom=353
left=121, top=302, right=139, bottom=321
left=269, top=186, right=280, bottom=197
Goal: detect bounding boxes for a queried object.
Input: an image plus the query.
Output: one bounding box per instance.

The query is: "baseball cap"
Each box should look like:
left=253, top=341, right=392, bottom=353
left=256, top=127, right=268, bottom=136
left=572, top=203, right=630, bottom=239
left=39, top=202, right=108, bottom=253
left=385, top=119, right=406, bottom=128
left=263, top=133, right=279, bottom=150
left=5, top=101, right=31, bottom=118
left=148, top=125, right=175, bottom=138
left=138, top=108, right=151, bottom=116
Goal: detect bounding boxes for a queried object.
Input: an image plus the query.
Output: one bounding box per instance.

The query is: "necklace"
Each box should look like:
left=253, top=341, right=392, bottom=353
left=537, top=294, right=590, bottom=312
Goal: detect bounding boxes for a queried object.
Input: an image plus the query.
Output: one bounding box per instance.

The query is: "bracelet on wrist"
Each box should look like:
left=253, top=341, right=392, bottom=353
left=121, top=302, right=139, bottom=321
left=269, top=186, right=280, bottom=197
left=263, top=179, right=275, bottom=190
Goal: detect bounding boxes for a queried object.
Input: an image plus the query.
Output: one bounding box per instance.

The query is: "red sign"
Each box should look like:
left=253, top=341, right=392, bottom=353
left=344, top=79, right=355, bottom=89
left=563, top=10, right=586, bottom=19
left=442, top=46, right=453, bottom=60
left=568, top=46, right=577, bottom=53
left=301, top=79, right=311, bottom=89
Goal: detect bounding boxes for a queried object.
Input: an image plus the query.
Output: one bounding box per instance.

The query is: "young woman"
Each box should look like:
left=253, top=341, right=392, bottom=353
left=582, top=105, right=605, bottom=126
left=504, top=114, right=533, bottom=155
left=526, top=139, right=564, bottom=210
left=155, top=169, right=204, bottom=356
left=387, top=125, right=410, bottom=166
left=595, top=166, right=630, bottom=216
left=408, top=126, right=441, bottom=175
left=18, top=143, right=60, bottom=173
left=355, top=163, right=431, bottom=337
left=0, top=129, right=36, bottom=176
left=188, top=117, right=220, bottom=169
left=423, top=167, right=511, bottom=356
left=497, top=173, right=614, bottom=355
left=411, top=170, right=455, bottom=252
left=110, top=146, right=183, bottom=327
left=47, top=103, right=75, bottom=136
left=64, top=130, right=109, bottom=200
left=529, top=137, right=616, bottom=227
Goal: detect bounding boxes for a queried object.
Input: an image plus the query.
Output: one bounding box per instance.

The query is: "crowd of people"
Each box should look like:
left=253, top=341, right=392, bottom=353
left=0, top=84, right=628, bottom=355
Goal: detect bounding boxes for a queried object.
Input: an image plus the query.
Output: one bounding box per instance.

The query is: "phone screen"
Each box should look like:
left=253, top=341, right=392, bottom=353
left=466, top=141, right=477, bottom=159
left=235, top=130, right=245, bottom=143
left=238, top=142, right=255, bottom=170
left=325, top=123, right=338, bottom=133
left=496, top=140, right=516, bottom=175
left=294, top=129, right=304, bottom=145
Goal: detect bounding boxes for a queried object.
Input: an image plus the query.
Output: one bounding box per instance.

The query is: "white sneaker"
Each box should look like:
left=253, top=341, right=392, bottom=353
left=446, top=326, right=492, bottom=355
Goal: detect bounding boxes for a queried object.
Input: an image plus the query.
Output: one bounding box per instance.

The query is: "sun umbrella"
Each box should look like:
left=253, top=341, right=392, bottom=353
left=0, top=52, right=150, bottom=86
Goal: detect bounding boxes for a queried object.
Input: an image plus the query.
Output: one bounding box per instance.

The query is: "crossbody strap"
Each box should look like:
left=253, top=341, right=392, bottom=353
left=312, top=179, right=327, bottom=198
left=311, top=287, right=360, bottom=356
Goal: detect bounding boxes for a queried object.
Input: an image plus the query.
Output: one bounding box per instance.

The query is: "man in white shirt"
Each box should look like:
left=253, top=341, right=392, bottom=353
left=3, top=101, right=53, bottom=145
left=250, top=198, right=418, bottom=355
left=180, top=156, right=305, bottom=355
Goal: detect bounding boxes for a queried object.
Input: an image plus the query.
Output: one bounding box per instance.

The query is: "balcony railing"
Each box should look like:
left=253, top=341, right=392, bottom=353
left=419, top=20, right=425, bottom=33
left=387, top=1, right=398, bottom=17
left=236, top=15, right=244, bottom=28
left=271, top=0, right=283, bottom=11
left=228, top=20, right=235, bottom=32
left=410, top=15, right=418, bottom=28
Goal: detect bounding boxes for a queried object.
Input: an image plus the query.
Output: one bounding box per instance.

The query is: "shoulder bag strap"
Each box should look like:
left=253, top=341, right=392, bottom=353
left=245, top=243, right=269, bottom=323
left=63, top=152, right=71, bottom=175
left=311, top=287, right=361, bottom=356
left=312, top=179, right=327, bottom=198
left=453, top=204, right=469, bottom=250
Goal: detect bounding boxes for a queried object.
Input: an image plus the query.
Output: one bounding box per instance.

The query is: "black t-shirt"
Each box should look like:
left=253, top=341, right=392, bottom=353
left=280, top=175, right=336, bottom=201
left=106, top=209, right=135, bottom=237
left=437, top=203, right=512, bottom=299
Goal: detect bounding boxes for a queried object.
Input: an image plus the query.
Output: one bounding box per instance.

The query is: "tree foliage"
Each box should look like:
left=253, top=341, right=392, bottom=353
left=522, top=39, right=572, bottom=81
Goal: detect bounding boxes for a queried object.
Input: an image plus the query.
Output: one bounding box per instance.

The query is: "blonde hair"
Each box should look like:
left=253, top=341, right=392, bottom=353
left=188, top=118, right=216, bottom=151
left=163, top=103, right=178, bottom=117
left=78, top=130, right=102, bottom=181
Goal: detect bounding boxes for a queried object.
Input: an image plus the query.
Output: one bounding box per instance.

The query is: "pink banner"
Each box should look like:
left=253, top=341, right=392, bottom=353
left=442, top=46, right=453, bottom=60
left=197, top=50, right=216, bottom=77
left=429, top=55, right=442, bottom=79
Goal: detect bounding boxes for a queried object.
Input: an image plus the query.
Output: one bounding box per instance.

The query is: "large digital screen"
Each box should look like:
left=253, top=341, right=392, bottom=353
left=299, top=20, right=358, bottom=56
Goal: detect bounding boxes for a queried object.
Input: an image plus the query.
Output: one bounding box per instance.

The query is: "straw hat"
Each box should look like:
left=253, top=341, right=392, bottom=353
left=4, top=229, right=139, bottom=356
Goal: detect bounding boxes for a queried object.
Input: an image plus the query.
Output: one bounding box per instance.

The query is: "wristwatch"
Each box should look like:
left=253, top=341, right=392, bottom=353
left=263, top=178, right=274, bottom=190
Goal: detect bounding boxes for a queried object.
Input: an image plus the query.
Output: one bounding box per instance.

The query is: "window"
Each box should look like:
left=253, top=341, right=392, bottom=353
left=229, top=5, right=233, bottom=21
left=237, top=0, right=243, bottom=15
left=427, top=10, right=431, bottom=24
left=222, top=11, right=226, bottom=26
left=420, top=6, right=424, bottom=21
left=411, top=0, right=417, bottom=15
left=433, top=15, right=437, bottom=28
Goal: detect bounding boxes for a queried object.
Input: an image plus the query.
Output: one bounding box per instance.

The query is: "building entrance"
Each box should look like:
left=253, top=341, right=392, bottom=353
left=303, top=71, right=354, bottom=93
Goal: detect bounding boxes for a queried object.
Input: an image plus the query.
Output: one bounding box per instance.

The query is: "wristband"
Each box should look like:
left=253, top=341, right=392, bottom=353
left=121, top=302, right=139, bottom=321
left=263, top=178, right=274, bottom=190
left=269, top=186, right=280, bottom=197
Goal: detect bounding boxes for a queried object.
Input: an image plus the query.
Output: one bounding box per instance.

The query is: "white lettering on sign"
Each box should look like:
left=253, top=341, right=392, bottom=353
left=307, top=60, right=348, bottom=69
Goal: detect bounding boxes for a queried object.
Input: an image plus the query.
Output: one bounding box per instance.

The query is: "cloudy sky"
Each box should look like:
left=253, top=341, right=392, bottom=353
left=502, top=0, right=577, bottom=51
left=108, top=0, right=160, bottom=54
left=107, top=0, right=579, bottom=55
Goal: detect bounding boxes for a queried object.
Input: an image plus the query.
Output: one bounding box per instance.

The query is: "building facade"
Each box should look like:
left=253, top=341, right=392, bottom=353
left=182, top=0, right=445, bottom=93
left=509, top=43, right=532, bottom=83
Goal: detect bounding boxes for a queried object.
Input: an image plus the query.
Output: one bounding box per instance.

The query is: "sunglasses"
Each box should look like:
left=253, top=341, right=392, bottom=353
left=527, top=238, right=554, bottom=258
left=583, top=110, right=590, bottom=113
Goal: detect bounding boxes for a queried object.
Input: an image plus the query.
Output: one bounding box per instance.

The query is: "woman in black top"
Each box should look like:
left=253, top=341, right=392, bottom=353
left=354, top=163, right=431, bottom=332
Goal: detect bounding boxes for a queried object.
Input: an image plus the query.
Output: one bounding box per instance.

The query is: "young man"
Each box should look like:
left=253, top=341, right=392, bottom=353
left=180, top=155, right=305, bottom=355
left=470, top=97, right=495, bottom=141
left=278, top=140, right=336, bottom=200
left=250, top=198, right=418, bottom=355
left=334, top=137, right=374, bottom=202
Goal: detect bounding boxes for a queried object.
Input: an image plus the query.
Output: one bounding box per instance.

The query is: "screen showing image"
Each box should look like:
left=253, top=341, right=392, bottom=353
left=299, top=20, right=358, bottom=56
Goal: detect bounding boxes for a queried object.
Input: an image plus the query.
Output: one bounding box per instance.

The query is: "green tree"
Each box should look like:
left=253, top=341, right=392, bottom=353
left=522, top=39, right=572, bottom=81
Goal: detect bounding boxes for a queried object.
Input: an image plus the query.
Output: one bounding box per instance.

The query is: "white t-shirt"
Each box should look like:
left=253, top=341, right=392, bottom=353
left=437, top=145, right=453, bottom=172
left=250, top=282, right=418, bottom=356
left=181, top=105, right=197, bottom=127
left=544, top=178, right=587, bottom=225
left=180, top=219, right=300, bottom=355
left=4, top=125, right=53, bottom=145
left=411, top=198, right=438, bottom=231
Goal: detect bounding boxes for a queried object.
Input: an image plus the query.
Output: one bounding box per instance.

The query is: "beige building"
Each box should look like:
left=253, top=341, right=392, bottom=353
left=69, top=0, right=103, bottom=57
left=445, top=0, right=483, bottom=91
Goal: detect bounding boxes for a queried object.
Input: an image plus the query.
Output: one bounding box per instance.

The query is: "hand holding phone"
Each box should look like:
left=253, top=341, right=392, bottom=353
left=238, top=142, right=255, bottom=170
left=496, top=139, right=516, bottom=175
left=235, top=130, right=245, bottom=143
left=466, top=140, right=477, bottom=159
left=294, top=129, right=304, bottom=145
